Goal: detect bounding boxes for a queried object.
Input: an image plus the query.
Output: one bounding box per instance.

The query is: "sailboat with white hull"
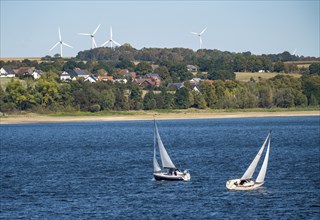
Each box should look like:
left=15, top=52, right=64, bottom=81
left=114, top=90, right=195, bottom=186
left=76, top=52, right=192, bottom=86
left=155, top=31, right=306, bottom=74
left=226, top=131, right=271, bottom=190
left=153, top=120, right=190, bottom=181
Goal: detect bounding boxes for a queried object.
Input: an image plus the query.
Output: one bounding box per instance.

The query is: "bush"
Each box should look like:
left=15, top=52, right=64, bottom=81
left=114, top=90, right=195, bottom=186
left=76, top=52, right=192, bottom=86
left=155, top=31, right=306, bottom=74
left=89, top=104, right=101, bottom=112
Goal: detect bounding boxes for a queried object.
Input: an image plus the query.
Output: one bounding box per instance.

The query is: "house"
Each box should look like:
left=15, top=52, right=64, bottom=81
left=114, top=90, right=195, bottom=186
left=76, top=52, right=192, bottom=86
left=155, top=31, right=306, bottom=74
left=98, top=75, right=113, bottom=82
left=85, top=75, right=98, bottom=83
left=191, top=85, right=201, bottom=93
left=68, top=68, right=92, bottom=78
left=189, top=78, right=202, bottom=86
left=145, top=73, right=161, bottom=86
left=60, top=71, right=72, bottom=82
left=134, top=78, right=155, bottom=86
left=118, top=69, right=136, bottom=80
left=187, top=65, right=198, bottom=72
left=0, top=66, right=16, bottom=77
left=113, top=78, right=127, bottom=84
left=15, top=67, right=35, bottom=77
left=167, top=83, right=184, bottom=90
left=31, top=70, right=42, bottom=80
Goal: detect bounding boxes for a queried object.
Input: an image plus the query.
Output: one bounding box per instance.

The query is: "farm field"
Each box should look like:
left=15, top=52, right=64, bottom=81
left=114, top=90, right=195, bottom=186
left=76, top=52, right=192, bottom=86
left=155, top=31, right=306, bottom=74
left=235, top=72, right=302, bottom=82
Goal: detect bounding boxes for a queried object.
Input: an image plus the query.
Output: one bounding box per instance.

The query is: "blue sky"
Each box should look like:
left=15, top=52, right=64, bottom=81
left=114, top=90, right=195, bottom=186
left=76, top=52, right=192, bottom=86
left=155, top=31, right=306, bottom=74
left=1, top=0, right=319, bottom=58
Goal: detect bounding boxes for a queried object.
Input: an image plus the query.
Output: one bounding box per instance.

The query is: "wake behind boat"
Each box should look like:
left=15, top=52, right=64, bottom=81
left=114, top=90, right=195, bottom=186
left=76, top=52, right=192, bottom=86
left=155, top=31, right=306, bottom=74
left=226, top=131, right=271, bottom=190
left=153, top=119, right=190, bottom=181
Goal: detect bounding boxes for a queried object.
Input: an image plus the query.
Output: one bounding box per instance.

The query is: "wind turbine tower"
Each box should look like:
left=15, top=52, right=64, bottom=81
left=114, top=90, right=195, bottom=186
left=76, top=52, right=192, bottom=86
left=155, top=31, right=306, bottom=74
left=101, top=26, right=121, bottom=49
left=191, top=27, right=207, bottom=50
left=78, top=24, right=101, bottom=49
left=49, top=26, right=73, bottom=57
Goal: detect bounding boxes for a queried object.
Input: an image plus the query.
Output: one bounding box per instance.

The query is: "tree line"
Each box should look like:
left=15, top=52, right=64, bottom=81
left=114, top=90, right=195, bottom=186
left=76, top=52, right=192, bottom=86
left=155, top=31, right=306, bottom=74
left=1, top=72, right=319, bottom=113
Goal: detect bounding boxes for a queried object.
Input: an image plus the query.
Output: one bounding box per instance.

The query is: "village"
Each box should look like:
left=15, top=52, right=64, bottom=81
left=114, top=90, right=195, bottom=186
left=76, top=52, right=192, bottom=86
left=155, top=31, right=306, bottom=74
left=0, top=64, right=203, bottom=93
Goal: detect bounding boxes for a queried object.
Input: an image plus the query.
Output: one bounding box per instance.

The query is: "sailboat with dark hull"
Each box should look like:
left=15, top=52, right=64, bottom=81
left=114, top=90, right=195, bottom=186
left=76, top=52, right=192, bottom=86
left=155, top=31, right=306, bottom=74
left=153, top=120, right=190, bottom=181
left=226, top=131, right=271, bottom=190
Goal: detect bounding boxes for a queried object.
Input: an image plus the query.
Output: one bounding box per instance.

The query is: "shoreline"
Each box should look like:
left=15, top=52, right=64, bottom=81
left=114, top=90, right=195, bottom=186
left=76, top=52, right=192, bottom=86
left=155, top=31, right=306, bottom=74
left=0, top=110, right=319, bottom=125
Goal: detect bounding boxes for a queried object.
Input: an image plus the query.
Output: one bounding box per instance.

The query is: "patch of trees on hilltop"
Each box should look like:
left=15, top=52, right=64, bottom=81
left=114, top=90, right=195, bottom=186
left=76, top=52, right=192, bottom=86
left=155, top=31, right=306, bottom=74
left=76, top=45, right=319, bottom=73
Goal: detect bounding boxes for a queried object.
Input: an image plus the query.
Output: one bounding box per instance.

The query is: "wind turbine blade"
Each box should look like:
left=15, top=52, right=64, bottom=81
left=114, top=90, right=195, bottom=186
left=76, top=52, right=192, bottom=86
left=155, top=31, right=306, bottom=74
left=200, top=27, right=207, bottom=35
left=50, top=42, right=60, bottom=51
left=191, top=32, right=198, bottom=35
left=110, top=26, right=113, bottom=39
left=62, top=42, right=73, bottom=48
left=101, top=40, right=110, bottom=47
left=93, top=24, right=101, bottom=35
left=113, top=40, right=121, bottom=46
left=58, top=27, right=62, bottom=41
left=292, top=48, right=297, bottom=55
left=78, top=33, right=91, bottom=36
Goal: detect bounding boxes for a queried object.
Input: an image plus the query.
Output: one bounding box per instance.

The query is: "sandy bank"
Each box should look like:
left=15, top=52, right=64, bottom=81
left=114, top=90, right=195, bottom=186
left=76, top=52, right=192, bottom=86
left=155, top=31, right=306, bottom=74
left=0, top=110, right=319, bottom=125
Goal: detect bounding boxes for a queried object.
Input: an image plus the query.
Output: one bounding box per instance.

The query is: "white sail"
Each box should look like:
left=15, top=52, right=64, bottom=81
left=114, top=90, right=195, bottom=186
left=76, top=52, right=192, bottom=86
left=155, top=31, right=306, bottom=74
left=155, top=122, right=176, bottom=169
left=241, top=132, right=270, bottom=180
left=256, top=137, right=270, bottom=183
left=153, top=147, right=161, bottom=172
left=153, top=124, right=161, bottom=172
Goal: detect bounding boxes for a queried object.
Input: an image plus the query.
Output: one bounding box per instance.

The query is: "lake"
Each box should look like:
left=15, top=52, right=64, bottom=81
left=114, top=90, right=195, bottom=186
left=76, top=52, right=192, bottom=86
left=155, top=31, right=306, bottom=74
left=1, top=116, right=319, bottom=219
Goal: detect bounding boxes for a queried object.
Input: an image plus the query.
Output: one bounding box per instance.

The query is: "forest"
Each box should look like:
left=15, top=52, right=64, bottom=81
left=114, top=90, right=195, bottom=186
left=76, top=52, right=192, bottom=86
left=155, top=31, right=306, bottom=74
left=0, top=46, right=319, bottom=113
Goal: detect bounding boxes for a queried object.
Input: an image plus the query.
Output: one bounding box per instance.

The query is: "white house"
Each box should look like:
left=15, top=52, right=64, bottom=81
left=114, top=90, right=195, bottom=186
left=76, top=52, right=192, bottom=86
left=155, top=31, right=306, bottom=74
left=60, top=71, right=72, bottom=82
left=0, top=67, right=16, bottom=77
left=113, top=78, right=128, bottom=84
left=84, top=75, right=98, bottom=83
left=189, top=78, right=202, bottom=85
left=32, top=70, right=42, bottom=80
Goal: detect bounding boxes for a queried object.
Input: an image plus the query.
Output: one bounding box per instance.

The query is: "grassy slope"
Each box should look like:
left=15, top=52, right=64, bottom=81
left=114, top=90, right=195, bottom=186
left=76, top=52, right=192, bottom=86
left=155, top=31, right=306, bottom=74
left=235, top=72, right=301, bottom=82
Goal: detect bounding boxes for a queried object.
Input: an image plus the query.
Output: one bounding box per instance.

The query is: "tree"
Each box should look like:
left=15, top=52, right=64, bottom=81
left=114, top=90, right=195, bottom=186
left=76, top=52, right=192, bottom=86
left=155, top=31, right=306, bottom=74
left=5, top=79, right=35, bottom=110
left=199, top=81, right=217, bottom=108
left=257, top=83, right=273, bottom=108
left=192, top=91, right=207, bottom=109
left=175, top=87, right=191, bottom=109
left=309, top=63, right=320, bottom=75
left=301, top=75, right=320, bottom=105
left=129, top=85, right=143, bottom=110
left=273, top=88, right=295, bottom=108
left=135, top=62, right=152, bottom=75
left=116, top=59, right=135, bottom=70
left=100, top=89, right=116, bottom=110
left=156, top=66, right=170, bottom=81
left=143, top=90, right=156, bottom=110
left=114, top=88, right=129, bottom=110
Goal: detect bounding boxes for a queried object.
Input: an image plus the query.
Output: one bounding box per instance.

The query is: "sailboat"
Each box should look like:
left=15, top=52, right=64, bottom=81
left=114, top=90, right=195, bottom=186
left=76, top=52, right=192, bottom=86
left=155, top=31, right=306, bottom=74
left=226, top=131, right=272, bottom=190
left=153, top=119, right=191, bottom=181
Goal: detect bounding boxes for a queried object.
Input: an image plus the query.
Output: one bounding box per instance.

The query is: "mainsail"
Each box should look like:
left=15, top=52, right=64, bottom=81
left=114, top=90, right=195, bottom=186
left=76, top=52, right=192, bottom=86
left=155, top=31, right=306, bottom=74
left=255, top=136, right=271, bottom=183
left=241, top=132, right=271, bottom=180
left=154, top=121, right=176, bottom=169
left=153, top=128, right=161, bottom=172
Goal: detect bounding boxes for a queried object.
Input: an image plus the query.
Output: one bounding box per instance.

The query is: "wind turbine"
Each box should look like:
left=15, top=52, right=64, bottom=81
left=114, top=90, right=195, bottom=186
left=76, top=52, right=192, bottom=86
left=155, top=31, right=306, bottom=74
left=78, top=24, right=101, bottom=49
left=292, top=48, right=297, bottom=55
left=191, top=27, right=207, bottom=50
left=49, top=26, right=73, bottom=57
left=101, top=26, right=121, bottom=49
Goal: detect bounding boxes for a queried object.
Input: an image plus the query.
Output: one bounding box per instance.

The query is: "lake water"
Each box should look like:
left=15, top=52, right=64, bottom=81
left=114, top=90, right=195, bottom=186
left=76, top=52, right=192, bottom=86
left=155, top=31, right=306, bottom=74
left=1, top=116, right=319, bottom=219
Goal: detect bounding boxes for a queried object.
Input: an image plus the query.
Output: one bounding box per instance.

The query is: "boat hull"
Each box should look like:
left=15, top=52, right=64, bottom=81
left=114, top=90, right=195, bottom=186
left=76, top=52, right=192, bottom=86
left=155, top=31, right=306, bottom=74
left=226, top=179, right=264, bottom=190
left=154, top=171, right=190, bottom=181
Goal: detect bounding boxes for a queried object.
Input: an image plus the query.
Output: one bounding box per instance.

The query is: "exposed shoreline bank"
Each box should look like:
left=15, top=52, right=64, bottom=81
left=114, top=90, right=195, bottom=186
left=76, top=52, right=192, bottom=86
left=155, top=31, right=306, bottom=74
left=1, top=110, right=319, bottom=125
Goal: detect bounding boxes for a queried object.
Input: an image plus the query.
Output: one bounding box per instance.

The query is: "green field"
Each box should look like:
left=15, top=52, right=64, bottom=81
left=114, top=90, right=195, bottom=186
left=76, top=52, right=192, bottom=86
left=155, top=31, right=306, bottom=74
left=235, top=72, right=302, bottom=82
